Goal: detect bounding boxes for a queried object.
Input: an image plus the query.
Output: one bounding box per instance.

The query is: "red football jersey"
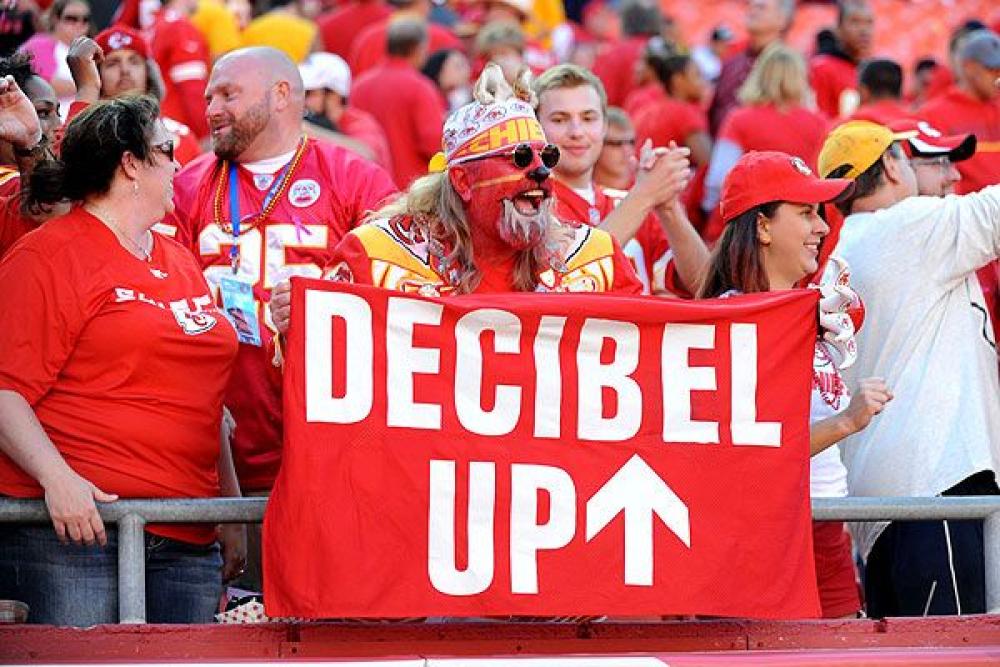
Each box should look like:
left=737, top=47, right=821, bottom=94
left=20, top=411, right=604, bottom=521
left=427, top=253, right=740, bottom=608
left=0, top=208, right=238, bottom=544
left=169, top=138, right=397, bottom=490
left=317, top=1, right=391, bottom=58
left=622, top=83, right=666, bottom=119
left=351, top=58, right=446, bottom=188
left=0, top=193, right=35, bottom=259
left=151, top=9, right=211, bottom=139
left=809, top=54, right=859, bottom=120
left=719, top=104, right=829, bottom=172
left=552, top=179, right=687, bottom=297
left=634, top=97, right=707, bottom=154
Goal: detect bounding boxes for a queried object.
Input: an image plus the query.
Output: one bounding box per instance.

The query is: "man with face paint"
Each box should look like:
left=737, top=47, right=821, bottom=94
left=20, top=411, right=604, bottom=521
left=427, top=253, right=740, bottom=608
left=269, top=63, right=641, bottom=337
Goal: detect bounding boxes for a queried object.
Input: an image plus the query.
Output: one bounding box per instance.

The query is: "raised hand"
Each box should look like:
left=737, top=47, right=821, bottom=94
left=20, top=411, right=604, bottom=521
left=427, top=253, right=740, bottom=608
left=0, top=75, right=42, bottom=151
left=66, top=36, right=104, bottom=103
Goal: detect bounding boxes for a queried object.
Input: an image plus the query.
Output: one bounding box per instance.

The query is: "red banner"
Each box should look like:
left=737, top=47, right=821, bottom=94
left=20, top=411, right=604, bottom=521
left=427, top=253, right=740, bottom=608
left=264, top=279, right=821, bottom=619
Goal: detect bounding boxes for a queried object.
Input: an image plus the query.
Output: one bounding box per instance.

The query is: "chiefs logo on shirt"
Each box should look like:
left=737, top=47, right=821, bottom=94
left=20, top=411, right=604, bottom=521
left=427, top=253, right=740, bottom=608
left=172, top=308, right=218, bottom=335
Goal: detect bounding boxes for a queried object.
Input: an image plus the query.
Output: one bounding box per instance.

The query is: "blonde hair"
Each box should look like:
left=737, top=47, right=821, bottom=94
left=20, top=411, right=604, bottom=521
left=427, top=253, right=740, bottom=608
left=532, top=63, right=608, bottom=116
left=737, top=43, right=813, bottom=108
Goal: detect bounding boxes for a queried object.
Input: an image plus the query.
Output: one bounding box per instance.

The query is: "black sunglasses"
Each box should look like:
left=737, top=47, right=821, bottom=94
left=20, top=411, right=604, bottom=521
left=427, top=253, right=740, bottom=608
left=60, top=13, right=90, bottom=23
left=152, top=140, right=175, bottom=163
left=465, top=143, right=560, bottom=170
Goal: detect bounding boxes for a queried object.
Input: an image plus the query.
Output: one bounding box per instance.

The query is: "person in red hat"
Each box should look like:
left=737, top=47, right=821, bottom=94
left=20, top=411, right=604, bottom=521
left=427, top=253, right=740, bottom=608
left=700, top=149, right=893, bottom=619
left=890, top=118, right=976, bottom=198
left=64, top=28, right=202, bottom=168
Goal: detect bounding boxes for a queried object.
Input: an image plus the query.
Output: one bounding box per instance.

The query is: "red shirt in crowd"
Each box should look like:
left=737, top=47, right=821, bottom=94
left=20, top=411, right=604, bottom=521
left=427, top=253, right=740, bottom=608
left=168, top=138, right=397, bottom=490
left=919, top=85, right=1000, bottom=195
left=0, top=194, right=34, bottom=259
left=0, top=209, right=238, bottom=545
left=150, top=8, right=211, bottom=140
left=339, top=106, right=393, bottom=171
left=592, top=35, right=648, bottom=108
left=349, top=19, right=462, bottom=76
left=351, top=57, right=446, bottom=188
left=622, top=82, right=666, bottom=118
left=634, top=97, right=707, bottom=153
left=317, top=0, right=391, bottom=59
left=847, top=98, right=912, bottom=125
left=719, top=103, right=829, bottom=171
left=809, top=54, right=859, bottom=119
left=552, top=178, right=686, bottom=296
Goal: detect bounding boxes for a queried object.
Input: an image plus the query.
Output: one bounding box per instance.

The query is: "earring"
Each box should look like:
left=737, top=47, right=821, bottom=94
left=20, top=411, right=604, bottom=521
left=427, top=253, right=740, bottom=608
left=133, top=180, right=139, bottom=196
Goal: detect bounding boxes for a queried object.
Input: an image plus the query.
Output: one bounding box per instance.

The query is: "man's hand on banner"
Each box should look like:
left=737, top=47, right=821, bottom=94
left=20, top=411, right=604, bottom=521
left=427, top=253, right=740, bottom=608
left=270, top=280, right=291, bottom=335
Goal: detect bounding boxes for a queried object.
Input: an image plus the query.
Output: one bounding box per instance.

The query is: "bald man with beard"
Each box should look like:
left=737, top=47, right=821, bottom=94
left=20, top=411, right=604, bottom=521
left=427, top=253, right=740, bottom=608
left=168, top=47, right=397, bottom=502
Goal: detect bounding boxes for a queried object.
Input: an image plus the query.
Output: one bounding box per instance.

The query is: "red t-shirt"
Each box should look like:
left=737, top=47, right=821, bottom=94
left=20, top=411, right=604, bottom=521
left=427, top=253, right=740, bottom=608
left=168, top=138, right=397, bottom=490
left=151, top=9, right=211, bottom=139
left=317, top=0, right=391, bottom=59
left=919, top=86, right=1000, bottom=195
left=809, top=54, right=858, bottom=120
left=0, top=194, right=35, bottom=259
left=592, top=36, right=647, bottom=108
left=847, top=99, right=912, bottom=125
left=622, top=83, right=666, bottom=119
left=339, top=106, right=392, bottom=171
left=634, top=97, right=707, bottom=151
left=551, top=179, right=686, bottom=297
left=719, top=104, right=829, bottom=171
left=0, top=209, right=238, bottom=544
left=351, top=58, right=446, bottom=188
left=349, top=20, right=461, bottom=77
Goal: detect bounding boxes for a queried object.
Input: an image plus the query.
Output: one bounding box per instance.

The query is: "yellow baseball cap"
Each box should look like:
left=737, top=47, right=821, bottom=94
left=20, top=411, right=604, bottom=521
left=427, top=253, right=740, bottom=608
left=818, top=120, right=918, bottom=179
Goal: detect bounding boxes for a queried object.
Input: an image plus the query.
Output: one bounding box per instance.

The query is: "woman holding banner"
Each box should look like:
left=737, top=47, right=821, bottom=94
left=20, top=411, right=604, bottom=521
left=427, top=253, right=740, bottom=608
left=698, top=150, right=893, bottom=619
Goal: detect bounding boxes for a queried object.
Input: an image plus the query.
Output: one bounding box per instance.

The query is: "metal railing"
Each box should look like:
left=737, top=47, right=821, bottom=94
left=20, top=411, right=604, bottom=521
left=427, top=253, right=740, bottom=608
left=1, top=496, right=999, bottom=623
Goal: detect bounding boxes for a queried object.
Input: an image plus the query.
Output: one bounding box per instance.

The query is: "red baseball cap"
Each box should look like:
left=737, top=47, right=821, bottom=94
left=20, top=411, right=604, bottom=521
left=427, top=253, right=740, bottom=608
left=95, top=26, right=150, bottom=61
left=719, top=151, right=854, bottom=223
left=889, top=119, right=976, bottom=163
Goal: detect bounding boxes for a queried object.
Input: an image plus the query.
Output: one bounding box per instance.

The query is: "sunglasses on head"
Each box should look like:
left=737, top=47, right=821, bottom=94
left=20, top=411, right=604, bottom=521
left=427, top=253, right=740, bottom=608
left=152, top=140, right=175, bottom=163
left=465, top=143, right=560, bottom=170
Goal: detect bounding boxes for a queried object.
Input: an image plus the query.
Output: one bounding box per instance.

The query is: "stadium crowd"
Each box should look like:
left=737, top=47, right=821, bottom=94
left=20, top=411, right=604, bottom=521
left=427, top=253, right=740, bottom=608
left=0, top=0, right=998, bottom=626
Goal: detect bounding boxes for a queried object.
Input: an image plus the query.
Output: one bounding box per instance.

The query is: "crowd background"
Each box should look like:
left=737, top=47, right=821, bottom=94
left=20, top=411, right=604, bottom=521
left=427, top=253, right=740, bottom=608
left=0, top=0, right=998, bottom=627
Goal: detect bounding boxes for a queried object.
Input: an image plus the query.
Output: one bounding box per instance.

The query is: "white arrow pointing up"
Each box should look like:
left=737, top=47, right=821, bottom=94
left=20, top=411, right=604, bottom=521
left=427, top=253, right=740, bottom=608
left=585, top=454, right=691, bottom=586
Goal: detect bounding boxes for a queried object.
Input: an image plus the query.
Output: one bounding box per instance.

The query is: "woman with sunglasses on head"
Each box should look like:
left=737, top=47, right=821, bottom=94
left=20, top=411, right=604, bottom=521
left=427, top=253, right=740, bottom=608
left=0, top=95, right=244, bottom=626
left=699, top=150, right=893, bottom=619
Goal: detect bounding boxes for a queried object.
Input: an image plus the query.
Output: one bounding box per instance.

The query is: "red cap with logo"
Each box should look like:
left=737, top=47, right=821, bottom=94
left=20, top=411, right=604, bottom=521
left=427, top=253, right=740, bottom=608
left=888, top=119, right=976, bottom=163
left=95, top=26, right=150, bottom=61
left=719, top=151, right=854, bottom=223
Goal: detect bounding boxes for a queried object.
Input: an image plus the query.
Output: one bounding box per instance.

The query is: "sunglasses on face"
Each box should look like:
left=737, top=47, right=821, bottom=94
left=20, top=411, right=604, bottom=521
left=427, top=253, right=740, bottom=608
left=60, top=13, right=90, bottom=23
left=152, top=140, right=175, bottom=163
left=465, top=143, right=561, bottom=170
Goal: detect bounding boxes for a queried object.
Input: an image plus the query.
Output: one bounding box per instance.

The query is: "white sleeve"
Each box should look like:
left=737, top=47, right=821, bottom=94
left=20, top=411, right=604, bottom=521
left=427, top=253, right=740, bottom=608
left=922, top=185, right=1000, bottom=287
left=702, top=139, right=743, bottom=212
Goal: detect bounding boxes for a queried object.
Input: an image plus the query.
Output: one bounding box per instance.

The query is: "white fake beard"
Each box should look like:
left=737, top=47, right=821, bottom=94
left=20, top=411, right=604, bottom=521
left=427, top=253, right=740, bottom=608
left=499, top=197, right=554, bottom=251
